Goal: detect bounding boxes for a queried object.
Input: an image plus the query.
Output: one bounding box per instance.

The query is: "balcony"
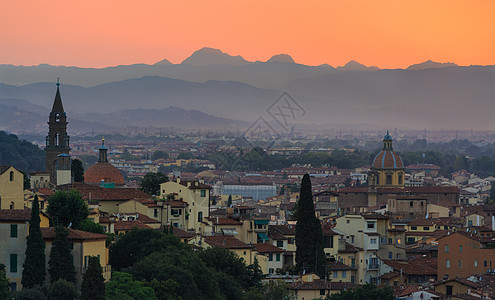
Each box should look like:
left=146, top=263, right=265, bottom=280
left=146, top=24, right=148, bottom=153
left=367, top=263, right=379, bottom=270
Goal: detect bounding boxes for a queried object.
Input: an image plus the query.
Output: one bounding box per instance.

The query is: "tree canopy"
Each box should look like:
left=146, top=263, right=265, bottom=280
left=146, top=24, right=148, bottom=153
left=22, top=194, right=46, bottom=288
left=295, top=174, right=326, bottom=276
left=47, top=190, right=89, bottom=229
left=0, top=131, right=45, bottom=172
left=48, top=226, right=76, bottom=283
left=151, top=150, right=169, bottom=161
left=106, top=272, right=157, bottom=300
left=139, top=172, right=169, bottom=195
left=71, top=159, right=84, bottom=182
left=326, top=284, right=394, bottom=300
left=81, top=256, right=105, bottom=300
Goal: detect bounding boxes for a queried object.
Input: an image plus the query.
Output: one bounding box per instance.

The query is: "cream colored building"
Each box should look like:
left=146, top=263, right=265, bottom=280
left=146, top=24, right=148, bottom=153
left=0, top=166, right=24, bottom=210
left=160, top=178, right=210, bottom=231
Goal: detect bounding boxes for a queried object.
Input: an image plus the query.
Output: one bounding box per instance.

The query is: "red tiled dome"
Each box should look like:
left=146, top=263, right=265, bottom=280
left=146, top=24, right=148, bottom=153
left=372, top=150, right=404, bottom=169
left=84, top=163, right=124, bottom=185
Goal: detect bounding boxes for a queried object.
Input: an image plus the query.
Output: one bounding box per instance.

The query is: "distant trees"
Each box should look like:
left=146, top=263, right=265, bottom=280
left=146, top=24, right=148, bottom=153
left=48, top=226, right=76, bottom=284
left=47, top=279, right=77, bottom=300
left=177, top=152, right=194, bottom=160
left=81, top=256, right=105, bottom=300
left=71, top=159, right=84, bottom=182
left=151, top=150, right=169, bottom=161
left=0, top=131, right=45, bottom=172
left=47, top=190, right=89, bottom=229
left=22, top=194, right=46, bottom=288
left=295, top=174, right=326, bottom=276
left=139, top=172, right=169, bottom=195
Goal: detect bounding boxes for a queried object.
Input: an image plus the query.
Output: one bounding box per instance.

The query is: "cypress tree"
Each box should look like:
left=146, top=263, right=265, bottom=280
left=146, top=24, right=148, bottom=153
left=48, top=226, right=76, bottom=283
left=227, top=195, right=232, bottom=207
left=0, top=264, right=9, bottom=300
left=81, top=256, right=105, bottom=300
left=22, top=194, right=46, bottom=288
left=295, top=174, right=326, bottom=276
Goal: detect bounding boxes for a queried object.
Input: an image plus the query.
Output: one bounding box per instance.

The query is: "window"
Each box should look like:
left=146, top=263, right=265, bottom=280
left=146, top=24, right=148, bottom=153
left=351, top=258, right=355, bottom=268
left=485, top=261, right=488, bottom=267
left=398, top=174, right=403, bottom=185
left=346, top=220, right=350, bottom=224
left=386, top=174, right=392, bottom=185
left=367, top=222, right=375, bottom=229
left=388, top=252, right=392, bottom=259
left=446, top=259, right=450, bottom=269
left=320, top=289, right=325, bottom=296
left=446, top=285, right=453, bottom=296
left=200, top=190, right=206, bottom=197
left=276, top=254, right=280, bottom=261
left=10, top=224, right=18, bottom=238
left=171, top=209, right=181, bottom=216
left=445, top=245, right=449, bottom=253
left=423, top=226, right=429, bottom=231
left=198, top=212, right=203, bottom=223
left=388, top=238, right=392, bottom=244
left=342, top=270, right=346, bottom=278
left=10, top=254, right=17, bottom=273
left=475, top=260, right=478, bottom=267
left=269, top=268, right=274, bottom=274
left=370, top=238, right=377, bottom=244
left=10, top=171, right=14, bottom=181
left=333, top=271, right=338, bottom=278
left=269, top=254, right=273, bottom=261
left=154, top=209, right=158, bottom=218
left=351, top=236, right=355, bottom=243
left=459, top=245, right=463, bottom=253
left=458, top=260, right=462, bottom=269
left=410, top=201, right=413, bottom=207
left=411, top=226, right=417, bottom=230
left=10, top=202, right=14, bottom=210
left=277, top=241, right=284, bottom=248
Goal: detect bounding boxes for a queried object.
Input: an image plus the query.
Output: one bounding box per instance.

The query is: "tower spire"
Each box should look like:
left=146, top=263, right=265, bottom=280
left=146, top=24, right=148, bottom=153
left=98, top=136, right=108, bottom=163
left=51, top=78, right=64, bottom=113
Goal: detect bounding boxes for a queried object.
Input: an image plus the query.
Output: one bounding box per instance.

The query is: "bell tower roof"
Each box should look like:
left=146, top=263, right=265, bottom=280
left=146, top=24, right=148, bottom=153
left=51, top=78, right=64, bottom=113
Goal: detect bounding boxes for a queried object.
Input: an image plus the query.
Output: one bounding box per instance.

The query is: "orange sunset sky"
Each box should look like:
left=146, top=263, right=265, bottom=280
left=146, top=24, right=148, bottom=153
left=1, top=0, right=494, bottom=68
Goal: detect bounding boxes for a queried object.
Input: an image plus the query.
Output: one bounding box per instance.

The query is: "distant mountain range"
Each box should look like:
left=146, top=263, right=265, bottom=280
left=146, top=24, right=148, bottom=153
left=0, top=47, right=494, bottom=132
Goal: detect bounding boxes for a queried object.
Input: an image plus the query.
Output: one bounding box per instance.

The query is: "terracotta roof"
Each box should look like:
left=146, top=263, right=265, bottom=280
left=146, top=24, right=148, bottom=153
left=207, top=217, right=242, bottom=225
left=167, top=226, right=195, bottom=239
left=114, top=220, right=152, bottom=231
left=161, top=200, right=188, bottom=208
left=38, top=188, right=55, bottom=196
left=41, top=227, right=108, bottom=240
left=268, top=229, right=288, bottom=241
left=254, top=243, right=284, bottom=253
left=84, top=162, right=124, bottom=185
left=178, top=180, right=211, bottom=190
left=290, top=280, right=354, bottom=291
left=204, top=236, right=251, bottom=249
left=269, top=224, right=296, bottom=235
left=339, top=242, right=362, bottom=253
left=327, top=261, right=353, bottom=270
left=372, top=149, right=404, bottom=169
left=383, top=257, right=437, bottom=276
left=0, top=209, right=31, bottom=221
left=57, top=182, right=151, bottom=201
left=381, top=271, right=400, bottom=280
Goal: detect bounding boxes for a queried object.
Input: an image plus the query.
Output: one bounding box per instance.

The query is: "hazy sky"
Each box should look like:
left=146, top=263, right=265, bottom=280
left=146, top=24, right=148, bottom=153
left=2, top=0, right=494, bottom=68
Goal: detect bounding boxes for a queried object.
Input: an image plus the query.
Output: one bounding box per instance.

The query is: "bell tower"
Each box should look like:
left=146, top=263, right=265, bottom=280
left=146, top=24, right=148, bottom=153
left=45, top=78, right=70, bottom=183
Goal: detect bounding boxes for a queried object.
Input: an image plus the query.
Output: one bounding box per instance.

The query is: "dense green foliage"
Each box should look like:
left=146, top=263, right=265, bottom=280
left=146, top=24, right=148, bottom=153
left=81, top=256, right=105, bottom=300
left=110, top=228, right=263, bottom=299
left=139, top=172, right=169, bottom=195
left=295, top=174, right=326, bottom=276
left=48, top=226, right=76, bottom=283
left=326, top=284, right=394, bottom=300
left=106, top=272, right=158, bottom=300
left=22, top=194, right=46, bottom=288
left=79, top=218, right=106, bottom=234
left=14, top=285, right=47, bottom=300
left=0, top=131, right=45, bottom=172
left=47, top=279, right=77, bottom=300
left=47, top=190, right=89, bottom=229
left=71, top=159, right=84, bottom=182
left=264, top=280, right=294, bottom=300
left=151, top=150, right=169, bottom=161
left=0, top=264, right=9, bottom=300
left=177, top=152, right=195, bottom=160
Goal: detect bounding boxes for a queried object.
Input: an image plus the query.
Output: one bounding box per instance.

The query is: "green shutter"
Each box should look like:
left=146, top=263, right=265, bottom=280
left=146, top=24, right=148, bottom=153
left=10, top=254, right=17, bottom=273
left=10, top=224, right=18, bottom=238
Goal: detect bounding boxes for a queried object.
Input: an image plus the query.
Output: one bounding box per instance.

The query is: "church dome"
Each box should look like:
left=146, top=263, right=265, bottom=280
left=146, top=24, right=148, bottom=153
left=84, top=137, right=124, bottom=185
left=372, top=131, right=404, bottom=169
left=84, top=163, right=124, bottom=185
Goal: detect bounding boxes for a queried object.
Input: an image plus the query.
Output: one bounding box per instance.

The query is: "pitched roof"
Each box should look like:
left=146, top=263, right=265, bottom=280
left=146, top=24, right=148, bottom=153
left=163, top=225, right=195, bottom=239
left=269, top=224, right=296, bottom=235
left=0, top=166, right=13, bottom=175
left=0, top=209, right=31, bottom=221
left=327, top=261, right=353, bottom=270
left=207, top=217, right=242, bottom=225
left=114, top=220, right=152, bottom=231
left=254, top=243, right=284, bottom=253
left=290, top=280, right=354, bottom=291
left=41, top=228, right=107, bottom=241
left=383, top=257, right=437, bottom=275
left=204, top=236, right=251, bottom=249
